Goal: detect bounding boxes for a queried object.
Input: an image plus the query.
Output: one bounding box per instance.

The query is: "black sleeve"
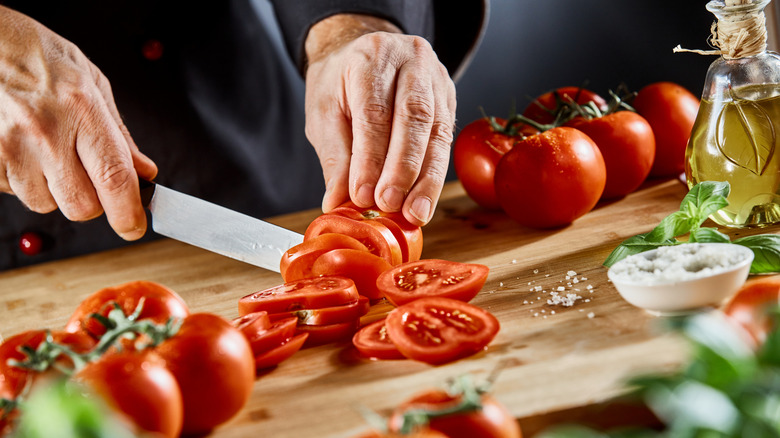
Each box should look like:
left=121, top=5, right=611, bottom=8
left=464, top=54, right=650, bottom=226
left=269, top=0, right=487, bottom=81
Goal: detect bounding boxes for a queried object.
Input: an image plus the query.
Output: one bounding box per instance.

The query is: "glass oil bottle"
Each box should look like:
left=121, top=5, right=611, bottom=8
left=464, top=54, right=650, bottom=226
left=685, top=0, right=780, bottom=227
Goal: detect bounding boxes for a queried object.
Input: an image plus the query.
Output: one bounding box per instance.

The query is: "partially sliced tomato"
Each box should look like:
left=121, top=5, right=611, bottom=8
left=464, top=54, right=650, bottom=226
left=297, top=319, right=361, bottom=347
left=377, top=259, right=489, bottom=306
left=385, top=297, right=500, bottom=365
left=268, top=296, right=370, bottom=326
left=330, top=201, right=423, bottom=263
left=281, top=233, right=369, bottom=282
left=304, top=214, right=403, bottom=266
left=311, top=249, right=392, bottom=300
left=254, top=333, right=308, bottom=371
left=353, top=318, right=405, bottom=360
left=232, top=311, right=271, bottom=336
left=238, top=276, right=360, bottom=316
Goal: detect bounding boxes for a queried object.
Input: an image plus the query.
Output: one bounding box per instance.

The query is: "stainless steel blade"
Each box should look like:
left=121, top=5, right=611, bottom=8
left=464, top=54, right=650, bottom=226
left=145, top=184, right=303, bottom=271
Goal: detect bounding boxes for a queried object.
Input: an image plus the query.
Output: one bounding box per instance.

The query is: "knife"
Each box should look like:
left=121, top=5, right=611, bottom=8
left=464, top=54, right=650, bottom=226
left=139, top=179, right=303, bottom=272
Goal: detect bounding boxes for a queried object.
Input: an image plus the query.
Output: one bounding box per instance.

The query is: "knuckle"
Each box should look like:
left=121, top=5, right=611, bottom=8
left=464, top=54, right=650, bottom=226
left=354, top=100, right=393, bottom=136
left=353, top=148, right=387, bottom=169
left=399, top=94, right=435, bottom=127
left=92, top=160, right=134, bottom=195
left=430, top=120, right=455, bottom=147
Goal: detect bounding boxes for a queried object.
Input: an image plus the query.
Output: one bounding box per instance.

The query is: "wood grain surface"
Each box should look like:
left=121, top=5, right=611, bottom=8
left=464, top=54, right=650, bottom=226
left=1, top=178, right=763, bottom=437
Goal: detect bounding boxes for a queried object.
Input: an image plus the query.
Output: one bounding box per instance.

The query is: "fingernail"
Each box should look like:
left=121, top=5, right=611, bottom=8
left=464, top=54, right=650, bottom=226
left=119, top=226, right=145, bottom=241
left=410, top=197, right=432, bottom=223
left=356, top=183, right=375, bottom=206
left=380, top=187, right=404, bottom=211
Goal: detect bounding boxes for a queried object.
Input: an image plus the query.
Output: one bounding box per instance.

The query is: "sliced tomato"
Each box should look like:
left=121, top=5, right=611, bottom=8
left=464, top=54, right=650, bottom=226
left=232, top=311, right=271, bottom=336
left=304, top=213, right=403, bottom=266
left=281, top=233, right=369, bottom=282
left=377, top=259, right=489, bottom=306
left=268, top=296, right=370, bottom=326
left=352, top=318, right=405, bottom=360
left=311, top=249, right=392, bottom=300
left=254, top=333, right=309, bottom=371
left=297, top=319, right=361, bottom=347
left=385, top=297, right=500, bottom=365
left=330, top=201, right=424, bottom=263
left=241, top=317, right=298, bottom=356
left=238, top=276, right=360, bottom=316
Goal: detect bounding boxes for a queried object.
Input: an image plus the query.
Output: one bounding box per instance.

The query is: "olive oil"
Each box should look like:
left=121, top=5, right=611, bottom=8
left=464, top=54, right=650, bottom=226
left=686, top=84, right=780, bottom=227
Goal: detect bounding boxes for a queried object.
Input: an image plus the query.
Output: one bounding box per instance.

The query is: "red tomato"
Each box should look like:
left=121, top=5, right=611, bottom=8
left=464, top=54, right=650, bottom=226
left=385, top=297, right=500, bottom=365
left=352, top=318, right=405, bottom=360
left=153, top=313, right=254, bottom=435
left=389, top=389, right=521, bottom=438
left=305, top=212, right=403, bottom=266
left=566, top=111, right=655, bottom=199
left=281, top=233, right=369, bottom=282
left=377, top=259, right=489, bottom=306
left=331, top=202, right=424, bottom=263
left=311, top=249, right=392, bottom=300
left=236, top=315, right=298, bottom=356
left=523, top=86, right=607, bottom=124
left=453, top=117, right=539, bottom=210
left=297, top=319, right=360, bottom=347
left=268, top=296, right=370, bottom=326
left=75, top=350, right=183, bottom=438
left=65, top=281, right=190, bottom=338
left=632, top=82, right=699, bottom=177
left=723, top=275, right=780, bottom=347
left=494, top=127, right=606, bottom=228
left=232, top=311, right=272, bottom=337
left=254, top=333, right=308, bottom=371
left=0, top=330, right=96, bottom=400
left=238, top=276, right=360, bottom=316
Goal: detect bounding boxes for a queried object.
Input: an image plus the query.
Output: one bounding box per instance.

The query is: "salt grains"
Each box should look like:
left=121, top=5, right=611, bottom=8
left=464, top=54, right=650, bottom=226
left=608, top=243, right=751, bottom=285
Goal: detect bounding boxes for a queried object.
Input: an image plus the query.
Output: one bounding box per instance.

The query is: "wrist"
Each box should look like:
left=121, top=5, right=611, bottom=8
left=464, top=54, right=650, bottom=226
left=304, top=13, right=402, bottom=68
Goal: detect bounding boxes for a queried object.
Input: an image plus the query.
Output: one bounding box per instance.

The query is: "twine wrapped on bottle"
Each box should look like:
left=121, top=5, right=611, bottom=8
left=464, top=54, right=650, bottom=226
left=674, top=0, right=768, bottom=59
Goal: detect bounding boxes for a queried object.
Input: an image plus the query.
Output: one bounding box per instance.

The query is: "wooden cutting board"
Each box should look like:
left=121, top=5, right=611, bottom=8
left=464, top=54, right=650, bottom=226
left=0, top=179, right=767, bottom=437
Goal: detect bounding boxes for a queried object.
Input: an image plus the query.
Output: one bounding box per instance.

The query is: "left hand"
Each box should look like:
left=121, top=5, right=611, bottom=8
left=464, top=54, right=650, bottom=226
left=304, top=14, right=456, bottom=226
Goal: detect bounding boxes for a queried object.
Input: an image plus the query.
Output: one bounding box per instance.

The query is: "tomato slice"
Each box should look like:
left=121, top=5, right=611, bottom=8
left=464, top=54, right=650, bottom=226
left=377, top=259, right=489, bottom=306
left=385, top=297, right=500, bottom=365
left=268, top=296, right=370, bottom=326
left=238, top=276, right=360, bottom=316
left=311, top=249, right=392, bottom=300
left=352, top=318, right=405, bottom=360
left=281, top=233, right=369, bottom=282
left=254, top=333, right=309, bottom=371
left=304, top=213, right=403, bottom=266
left=241, top=317, right=298, bottom=356
left=330, top=202, right=423, bottom=263
left=232, top=311, right=271, bottom=335
left=297, top=319, right=361, bottom=347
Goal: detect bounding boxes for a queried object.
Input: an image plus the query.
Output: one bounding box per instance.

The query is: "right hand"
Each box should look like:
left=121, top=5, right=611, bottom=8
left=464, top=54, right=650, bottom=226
left=0, top=6, right=157, bottom=240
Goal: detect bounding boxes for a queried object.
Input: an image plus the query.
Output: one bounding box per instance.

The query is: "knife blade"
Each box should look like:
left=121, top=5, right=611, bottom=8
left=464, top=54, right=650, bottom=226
left=140, top=180, right=303, bottom=272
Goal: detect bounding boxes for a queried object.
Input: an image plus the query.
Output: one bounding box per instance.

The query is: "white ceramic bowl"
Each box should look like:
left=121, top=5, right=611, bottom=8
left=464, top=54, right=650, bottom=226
left=607, top=243, right=754, bottom=315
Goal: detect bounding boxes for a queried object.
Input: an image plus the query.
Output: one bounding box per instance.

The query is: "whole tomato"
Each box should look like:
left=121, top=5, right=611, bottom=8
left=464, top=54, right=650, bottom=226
left=453, top=117, right=538, bottom=210
left=523, top=86, right=607, bottom=124
left=75, top=350, right=184, bottom=438
left=632, top=82, right=699, bottom=177
left=65, top=280, right=190, bottom=339
left=723, top=275, right=780, bottom=348
left=494, top=127, right=606, bottom=228
left=153, top=313, right=255, bottom=435
left=389, top=388, right=521, bottom=438
left=566, top=111, right=655, bottom=199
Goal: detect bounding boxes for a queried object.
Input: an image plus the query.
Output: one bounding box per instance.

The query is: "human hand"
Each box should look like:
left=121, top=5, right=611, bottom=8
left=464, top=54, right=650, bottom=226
left=304, top=14, right=456, bottom=226
left=0, top=6, right=157, bottom=240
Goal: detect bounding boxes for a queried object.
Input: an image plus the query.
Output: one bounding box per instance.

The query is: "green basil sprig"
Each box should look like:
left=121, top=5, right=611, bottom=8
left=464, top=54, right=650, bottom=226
left=603, top=181, right=780, bottom=274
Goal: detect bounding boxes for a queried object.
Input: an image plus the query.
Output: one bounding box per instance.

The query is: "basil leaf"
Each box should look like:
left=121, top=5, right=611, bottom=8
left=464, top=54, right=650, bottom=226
left=603, top=234, right=675, bottom=267
left=680, top=181, right=731, bottom=224
left=733, top=234, right=780, bottom=274
left=644, top=211, right=697, bottom=242
left=688, top=227, right=731, bottom=243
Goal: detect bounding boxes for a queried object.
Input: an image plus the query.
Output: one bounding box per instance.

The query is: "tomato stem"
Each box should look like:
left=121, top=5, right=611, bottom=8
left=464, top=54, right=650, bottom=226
left=397, top=374, right=486, bottom=434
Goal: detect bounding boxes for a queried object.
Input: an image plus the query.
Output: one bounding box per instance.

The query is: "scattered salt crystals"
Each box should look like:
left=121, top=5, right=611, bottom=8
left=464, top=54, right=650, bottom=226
left=543, top=315, right=548, bottom=319
left=556, top=286, right=565, bottom=292
left=547, top=291, right=582, bottom=307
left=567, top=270, right=578, bottom=277
left=581, top=277, right=588, bottom=281
left=523, top=300, right=529, bottom=304
left=579, top=309, right=585, bottom=312
left=545, top=274, right=550, bottom=277
left=499, top=282, right=504, bottom=287
left=534, top=313, right=539, bottom=317
left=608, top=243, right=751, bottom=285
left=573, top=278, right=580, bottom=284
left=534, top=285, right=542, bottom=292
left=533, top=269, right=539, bottom=274
left=541, top=309, right=546, bottom=313
left=512, top=259, right=517, bottom=264
left=584, top=299, right=591, bottom=303
left=551, top=310, right=556, bottom=315
left=586, top=285, right=593, bottom=290
left=587, top=312, right=595, bottom=319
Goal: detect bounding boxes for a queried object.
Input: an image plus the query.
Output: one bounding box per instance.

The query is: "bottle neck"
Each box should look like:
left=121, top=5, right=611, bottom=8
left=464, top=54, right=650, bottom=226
left=707, top=0, right=769, bottom=59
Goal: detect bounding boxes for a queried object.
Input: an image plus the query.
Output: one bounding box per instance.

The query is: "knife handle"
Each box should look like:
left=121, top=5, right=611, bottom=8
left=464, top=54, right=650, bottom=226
left=139, top=178, right=156, bottom=208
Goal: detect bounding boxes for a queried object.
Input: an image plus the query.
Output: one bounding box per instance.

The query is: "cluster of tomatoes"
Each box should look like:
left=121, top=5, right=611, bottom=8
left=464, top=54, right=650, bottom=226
left=0, top=281, right=255, bottom=438
left=237, top=202, right=500, bottom=365
left=453, top=82, right=700, bottom=228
